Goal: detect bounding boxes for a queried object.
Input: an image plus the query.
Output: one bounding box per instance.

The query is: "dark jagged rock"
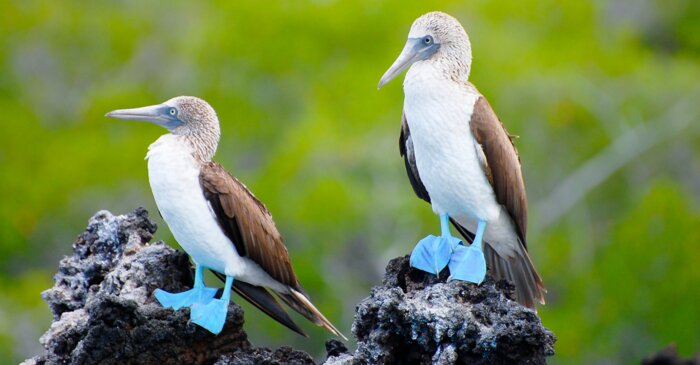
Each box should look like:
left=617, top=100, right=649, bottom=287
left=215, top=346, right=315, bottom=365
left=643, top=345, right=700, bottom=365
left=325, top=256, right=556, bottom=365
left=23, top=208, right=557, bottom=365
left=22, top=208, right=316, bottom=365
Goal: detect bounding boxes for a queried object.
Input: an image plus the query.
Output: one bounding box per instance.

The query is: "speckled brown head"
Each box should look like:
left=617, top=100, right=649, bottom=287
left=378, top=11, right=472, bottom=88
left=106, top=96, right=221, bottom=161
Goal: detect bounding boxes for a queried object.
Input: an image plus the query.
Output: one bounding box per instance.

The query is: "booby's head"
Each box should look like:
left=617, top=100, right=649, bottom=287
left=378, top=11, right=472, bottom=88
left=106, top=96, right=221, bottom=161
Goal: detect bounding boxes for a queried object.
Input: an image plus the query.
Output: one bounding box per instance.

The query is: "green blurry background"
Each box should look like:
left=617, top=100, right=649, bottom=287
left=2, top=0, right=700, bottom=363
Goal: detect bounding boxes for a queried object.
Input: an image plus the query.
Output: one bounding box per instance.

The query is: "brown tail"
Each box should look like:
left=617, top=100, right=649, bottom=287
left=484, top=243, right=546, bottom=309
left=277, top=288, right=347, bottom=340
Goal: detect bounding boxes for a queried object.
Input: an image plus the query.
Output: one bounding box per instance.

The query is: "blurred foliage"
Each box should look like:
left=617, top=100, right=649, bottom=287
left=1, top=0, right=700, bottom=363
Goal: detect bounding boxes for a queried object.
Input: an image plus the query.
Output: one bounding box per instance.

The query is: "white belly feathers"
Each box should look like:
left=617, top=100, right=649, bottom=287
left=404, top=64, right=500, bottom=221
left=403, top=64, right=519, bottom=256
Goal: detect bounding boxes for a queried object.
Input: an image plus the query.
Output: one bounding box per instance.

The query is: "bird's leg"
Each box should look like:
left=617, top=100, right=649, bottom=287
left=154, top=263, right=217, bottom=310
left=439, top=213, right=451, bottom=238
left=472, top=220, right=486, bottom=251
left=410, top=213, right=462, bottom=276
left=191, top=275, right=234, bottom=335
left=448, top=219, right=487, bottom=284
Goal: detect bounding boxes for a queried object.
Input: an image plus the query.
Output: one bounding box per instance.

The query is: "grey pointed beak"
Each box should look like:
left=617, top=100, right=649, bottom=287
left=106, top=104, right=182, bottom=130
left=378, top=38, right=440, bottom=89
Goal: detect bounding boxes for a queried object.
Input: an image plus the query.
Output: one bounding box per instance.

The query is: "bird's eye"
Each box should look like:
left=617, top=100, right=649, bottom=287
left=423, top=36, right=433, bottom=45
left=169, top=108, right=177, bottom=116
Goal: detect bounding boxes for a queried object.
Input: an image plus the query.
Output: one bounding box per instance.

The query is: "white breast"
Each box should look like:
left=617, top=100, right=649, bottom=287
left=146, top=135, right=285, bottom=290
left=403, top=64, right=519, bottom=255
left=404, top=64, right=499, bottom=221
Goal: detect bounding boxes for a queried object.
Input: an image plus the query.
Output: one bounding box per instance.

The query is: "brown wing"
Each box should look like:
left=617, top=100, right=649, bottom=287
left=199, top=162, right=298, bottom=288
left=469, top=95, right=545, bottom=307
left=399, top=112, right=431, bottom=203
left=469, top=96, right=528, bottom=246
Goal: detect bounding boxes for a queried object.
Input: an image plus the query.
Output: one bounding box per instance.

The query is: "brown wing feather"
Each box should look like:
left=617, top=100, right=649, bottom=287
left=468, top=94, right=545, bottom=307
left=200, top=162, right=345, bottom=337
left=199, top=162, right=298, bottom=288
left=400, top=113, right=431, bottom=203
left=469, top=96, right=528, bottom=246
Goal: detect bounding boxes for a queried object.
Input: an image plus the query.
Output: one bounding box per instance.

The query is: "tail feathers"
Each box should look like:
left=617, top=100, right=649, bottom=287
left=278, top=288, right=347, bottom=340
left=212, top=271, right=308, bottom=337
left=484, top=243, right=546, bottom=309
left=232, top=281, right=308, bottom=337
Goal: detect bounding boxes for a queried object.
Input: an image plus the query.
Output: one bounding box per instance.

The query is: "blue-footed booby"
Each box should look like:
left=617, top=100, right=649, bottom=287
left=378, top=12, right=545, bottom=308
left=106, top=96, right=345, bottom=337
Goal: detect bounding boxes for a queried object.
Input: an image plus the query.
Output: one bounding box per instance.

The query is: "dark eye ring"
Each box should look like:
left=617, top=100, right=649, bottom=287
left=423, top=36, right=433, bottom=44
left=169, top=108, right=177, bottom=116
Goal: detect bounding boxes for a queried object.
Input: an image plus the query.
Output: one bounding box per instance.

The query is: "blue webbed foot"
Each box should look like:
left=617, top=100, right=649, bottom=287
left=448, top=219, right=487, bottom=284
left=191, top=298, right=230, bottom=335
left=154, top=263, right=217, bottom=310
left=448, top=244, right=486, bottom=284
left=410, top=234, right=460, bottom=275
left=190, top=275, right=234, bottom=335
left=154, top=286, right=217, bottom=310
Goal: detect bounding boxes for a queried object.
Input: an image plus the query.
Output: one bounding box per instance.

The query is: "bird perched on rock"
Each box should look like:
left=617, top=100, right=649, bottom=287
left=107, top=96, right=345, bottom=337
left=378, top=11, right=545, bottom=308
